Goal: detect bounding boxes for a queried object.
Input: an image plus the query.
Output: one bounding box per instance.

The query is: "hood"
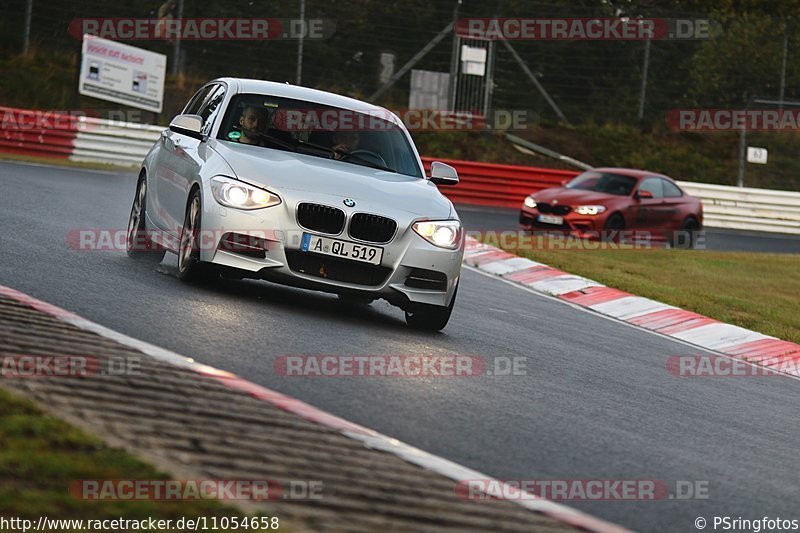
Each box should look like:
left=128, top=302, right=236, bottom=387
left=213, top=141, right=452, bottom=217
left=533, top=187, right=627, bottom=205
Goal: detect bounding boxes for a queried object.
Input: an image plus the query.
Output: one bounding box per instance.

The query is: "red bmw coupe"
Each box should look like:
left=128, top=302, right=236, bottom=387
left=519, top=168, right=703, bottom=247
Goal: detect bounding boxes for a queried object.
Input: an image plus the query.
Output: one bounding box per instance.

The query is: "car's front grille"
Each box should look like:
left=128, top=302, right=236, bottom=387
left=296, top=203, right=345, bottom=234
left=536, top=203, right=571, bottom=216
left=404, top=268, right=447, bottom=291
left=348, top=213, right=397, bottom=243
left=285, top=251, right=392, bottom=287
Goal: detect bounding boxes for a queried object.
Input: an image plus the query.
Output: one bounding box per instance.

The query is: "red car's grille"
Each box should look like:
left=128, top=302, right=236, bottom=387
left=536, top=203, right=572, bottom=216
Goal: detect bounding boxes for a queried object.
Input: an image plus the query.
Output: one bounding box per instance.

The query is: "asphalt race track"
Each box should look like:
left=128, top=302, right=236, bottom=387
left=2, top=160, right=799, bottom=531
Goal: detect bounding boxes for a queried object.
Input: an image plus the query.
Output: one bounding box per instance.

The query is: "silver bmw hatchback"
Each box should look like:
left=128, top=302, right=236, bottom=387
left=127, top=78, right=463, bottom=331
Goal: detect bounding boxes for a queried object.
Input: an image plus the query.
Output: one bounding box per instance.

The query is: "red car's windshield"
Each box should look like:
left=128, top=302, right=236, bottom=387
left=566, top=171, right=638, bottom=196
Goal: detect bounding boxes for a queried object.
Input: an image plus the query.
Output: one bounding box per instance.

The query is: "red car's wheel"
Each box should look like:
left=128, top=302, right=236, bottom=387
left=602, top=213, right=625, bottom=242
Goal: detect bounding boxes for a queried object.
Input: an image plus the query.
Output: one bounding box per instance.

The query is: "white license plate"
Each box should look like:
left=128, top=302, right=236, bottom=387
left=301, top=233, right=383, bottom=265
left=538, top=214, right=564, bottom=225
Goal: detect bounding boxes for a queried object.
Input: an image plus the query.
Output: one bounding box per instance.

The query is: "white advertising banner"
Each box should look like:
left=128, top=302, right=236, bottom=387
left=79, top=34, right=167, bottom=113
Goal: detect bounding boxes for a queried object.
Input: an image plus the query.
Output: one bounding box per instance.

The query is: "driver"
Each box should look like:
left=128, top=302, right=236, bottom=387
left=238, top=105, right=269, bottom=145
left=331, top=131, right=360, bottom=159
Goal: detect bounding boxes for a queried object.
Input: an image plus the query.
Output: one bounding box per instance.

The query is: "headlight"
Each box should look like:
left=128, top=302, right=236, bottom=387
left=575, top=205, right=607, bottom=216
left=210, top=176, right=281, bottom=210
left=412, top=220, right=462, bottom=250
left=523, top=196, right=537, bottom=208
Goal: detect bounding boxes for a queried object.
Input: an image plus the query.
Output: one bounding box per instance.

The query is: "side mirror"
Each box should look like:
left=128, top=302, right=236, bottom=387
left=169, top=114, right=204, bottom=140
left=429, top=161, right=459, bottom=186
left=637, top=189, right=654, bottom=199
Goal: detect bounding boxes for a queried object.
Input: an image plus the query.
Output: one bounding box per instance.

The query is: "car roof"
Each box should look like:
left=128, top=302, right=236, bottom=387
left=590, top=167, right=673, bottom=181
left=214, top=77, right=399, bottom=124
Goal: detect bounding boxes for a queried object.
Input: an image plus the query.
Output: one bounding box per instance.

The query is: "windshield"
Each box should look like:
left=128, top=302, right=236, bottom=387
left=217, top=94, right=423, bottom=178
left=566, top=171, right=638, bottom=196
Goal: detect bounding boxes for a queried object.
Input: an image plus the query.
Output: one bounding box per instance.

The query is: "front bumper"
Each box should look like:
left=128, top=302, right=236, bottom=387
left=519, top=206, right=603, bottom=236
left=199, top=181, right=463, bottom=309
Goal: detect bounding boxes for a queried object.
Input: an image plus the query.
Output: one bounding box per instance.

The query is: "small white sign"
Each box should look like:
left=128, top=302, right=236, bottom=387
left=461, top=45, right=487, bottom=77
left=79, top=34, right=167, bottom=113
left=747, top=146, right=768, bottom=164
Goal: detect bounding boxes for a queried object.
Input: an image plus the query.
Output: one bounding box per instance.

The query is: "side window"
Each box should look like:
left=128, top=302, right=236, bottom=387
left=198, top=85, right=226, bottom=135
left=662, top=179, right=683, bottom=198
left=638, top=178, right=664, bottom=198
left=183, top=85, right=213, bottom=115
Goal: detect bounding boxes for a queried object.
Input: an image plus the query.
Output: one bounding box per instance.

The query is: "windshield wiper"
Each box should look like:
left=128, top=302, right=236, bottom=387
left=295, top=139, right=395, bottom=173
left=251, top=131, right=298, bottom=152
left=338, top=151, right=395, bottom=173
left=292, top=138, right=338, bottom=157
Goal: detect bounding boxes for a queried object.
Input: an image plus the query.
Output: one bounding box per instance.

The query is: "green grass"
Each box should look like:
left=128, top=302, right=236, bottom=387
left=0, top=387, right=278, bottom=532
left=483, top=237, right=800, bottom=344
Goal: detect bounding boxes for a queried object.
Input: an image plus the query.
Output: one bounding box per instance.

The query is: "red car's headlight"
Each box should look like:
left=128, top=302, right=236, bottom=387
left=575, top=205, right=607, bottom=216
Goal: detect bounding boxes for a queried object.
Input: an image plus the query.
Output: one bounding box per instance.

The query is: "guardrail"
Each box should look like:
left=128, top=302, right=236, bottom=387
left=0, top=106, right=161, bottom=166
left=677, top=181, right=800, bottom=235
left=2, top=106, right=799, bottom=234
left=420, top=157, right=576, bottom=208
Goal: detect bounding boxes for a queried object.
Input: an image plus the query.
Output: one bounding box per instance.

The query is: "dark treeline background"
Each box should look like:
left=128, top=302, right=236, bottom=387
left=2, top=0, right=800, bottom=123
left=4, top=0, right=800, bottom=190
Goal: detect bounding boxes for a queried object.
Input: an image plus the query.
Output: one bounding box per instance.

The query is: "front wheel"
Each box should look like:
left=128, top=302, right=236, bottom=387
left=126, top=175, right=166, bottom=262
left=177, top=190, right=218, bottom=283
left=405, top=284, right=458, bottom=332
left=602, top=213, right=626, bottom=243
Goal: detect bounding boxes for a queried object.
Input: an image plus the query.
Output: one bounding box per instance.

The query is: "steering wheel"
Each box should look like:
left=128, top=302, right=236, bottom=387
left=342, top=149, right=388, bottom=168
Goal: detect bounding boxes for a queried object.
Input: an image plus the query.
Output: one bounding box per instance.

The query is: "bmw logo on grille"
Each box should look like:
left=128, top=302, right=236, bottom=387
left=343, top=198, right=356, bottom=207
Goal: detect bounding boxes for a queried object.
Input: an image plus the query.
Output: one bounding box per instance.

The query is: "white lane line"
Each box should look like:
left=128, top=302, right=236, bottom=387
left=528, top=275, right=604, bottom=296
left=671, top=323, right=773, bottom=351
left=590, top=296, right=677, bottom=321
left=463, top=265, right=800, bottom=383
left=480, top=257, right=543, bottom=275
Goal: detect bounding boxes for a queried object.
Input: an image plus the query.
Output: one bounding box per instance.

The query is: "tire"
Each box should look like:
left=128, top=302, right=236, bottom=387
left=177, top=189, right=218, bottom=283
left=672, top=217, right=700, bottom=249
left=126, top=174, right=166, bottom=262
left=405, top=283, right=458, bottom=332
left=602, top=213, right=625, bottom=242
